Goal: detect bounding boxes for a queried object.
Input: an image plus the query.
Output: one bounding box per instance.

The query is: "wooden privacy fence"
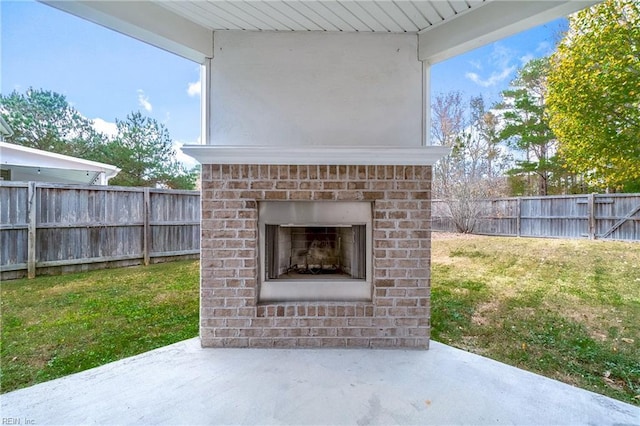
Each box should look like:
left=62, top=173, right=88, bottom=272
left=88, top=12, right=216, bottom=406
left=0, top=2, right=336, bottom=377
left=1, top=182, right=200, bottom=279
left=432, top=193, right=640, bottom=241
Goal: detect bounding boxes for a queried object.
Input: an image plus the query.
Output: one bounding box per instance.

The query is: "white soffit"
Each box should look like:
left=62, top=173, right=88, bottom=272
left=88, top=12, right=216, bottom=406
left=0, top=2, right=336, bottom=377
left=154, top=0, right=482, bottom=32
left=40, top=1, right=599, bottom=64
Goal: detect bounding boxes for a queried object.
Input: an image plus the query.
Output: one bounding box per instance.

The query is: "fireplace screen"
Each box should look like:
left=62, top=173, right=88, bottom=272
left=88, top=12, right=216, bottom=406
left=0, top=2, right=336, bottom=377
left=259, top=201, right=372, bottom=302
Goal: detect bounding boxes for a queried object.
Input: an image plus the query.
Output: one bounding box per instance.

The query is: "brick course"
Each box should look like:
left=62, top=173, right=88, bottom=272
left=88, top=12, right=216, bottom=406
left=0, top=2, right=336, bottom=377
left=200, top=164, right=432, bottom=348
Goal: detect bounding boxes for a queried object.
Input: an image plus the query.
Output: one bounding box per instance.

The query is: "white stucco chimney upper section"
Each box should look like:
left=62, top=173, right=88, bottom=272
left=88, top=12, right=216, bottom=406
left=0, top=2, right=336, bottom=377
left=209, top=31, right=422, bottom=148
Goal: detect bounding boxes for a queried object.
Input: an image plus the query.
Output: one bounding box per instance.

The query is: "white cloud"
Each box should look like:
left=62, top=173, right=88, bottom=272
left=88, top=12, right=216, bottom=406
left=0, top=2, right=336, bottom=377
left=491, top=44, right=515, bottom=69
left=518, top=40, right=553, bottom=66
left=91, top=118, right=118, bottom=138
left=465, top=65, right=516, bottom=88
left=468, top=59, right=483, bottom=70
left=465, top=44, right=517, bottom=87
left=164, top=112, right=172, bottom=126
left=173, top=140, right=199, bottom=169
left=520, top=54, right=535, bottom=66
left=187, top=78, right=201, bottom=97
left=137, top=89, right=152, bottom=112
left=536, top=41, right=552, bottom=55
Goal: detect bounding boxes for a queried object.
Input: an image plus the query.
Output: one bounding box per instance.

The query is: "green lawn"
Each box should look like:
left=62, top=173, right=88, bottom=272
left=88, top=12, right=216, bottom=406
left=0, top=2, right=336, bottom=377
left=0, top=260, right=199, bottom=393
left=431, top=233, right=640, bottom=406
left=1, top=236, right=638, bottom=406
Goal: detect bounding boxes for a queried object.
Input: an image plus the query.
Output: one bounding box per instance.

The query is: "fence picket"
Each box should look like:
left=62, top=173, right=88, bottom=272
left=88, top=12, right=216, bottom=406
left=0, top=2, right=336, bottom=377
left=27, top=182, right=36, bottom=278
left=1, top=182, right=200, bottom=279
left=432, top=194, right=640, bottom=241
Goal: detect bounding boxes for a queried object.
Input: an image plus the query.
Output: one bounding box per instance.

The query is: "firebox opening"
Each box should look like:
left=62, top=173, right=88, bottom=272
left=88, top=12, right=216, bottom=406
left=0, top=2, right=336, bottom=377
left=258, top=201, right=372, bottom=302
left=265, top=225, right=366, bottom=281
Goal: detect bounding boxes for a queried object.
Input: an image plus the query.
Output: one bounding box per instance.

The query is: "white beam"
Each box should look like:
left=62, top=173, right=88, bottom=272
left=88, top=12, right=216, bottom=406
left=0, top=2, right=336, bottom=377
left=418, top=0, right=600, bottom=64
left=201, top=58, right=212, bottom=146
left=40, top=1, right=214, bottom=63
left=422, top=62, right=431, bottom=146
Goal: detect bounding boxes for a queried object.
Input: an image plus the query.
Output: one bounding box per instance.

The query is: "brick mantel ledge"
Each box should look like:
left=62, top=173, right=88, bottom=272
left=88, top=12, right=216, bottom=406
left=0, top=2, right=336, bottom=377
left=181, top=145, right=450, bottom=166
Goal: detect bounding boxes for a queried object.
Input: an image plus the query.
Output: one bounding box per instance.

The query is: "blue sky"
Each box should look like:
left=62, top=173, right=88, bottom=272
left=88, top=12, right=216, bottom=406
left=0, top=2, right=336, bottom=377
left=2, top=0, right=566, bottom=166
left=431, top=19, right=565, bottom=105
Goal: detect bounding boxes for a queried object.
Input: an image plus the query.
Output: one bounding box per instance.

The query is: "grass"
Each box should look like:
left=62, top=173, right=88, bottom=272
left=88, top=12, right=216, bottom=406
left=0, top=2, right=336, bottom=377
left=1, top=236, right=638, bottom=406
left=0, top=260, right=199, bottom=394
left=431, top=233, right=640, bottom=406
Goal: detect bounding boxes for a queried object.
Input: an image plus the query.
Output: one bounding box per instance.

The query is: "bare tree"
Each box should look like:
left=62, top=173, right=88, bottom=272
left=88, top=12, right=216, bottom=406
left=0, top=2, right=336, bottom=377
left=432, top=92, right=465, bottom=200
left=432, top=93, right=511, bottom=233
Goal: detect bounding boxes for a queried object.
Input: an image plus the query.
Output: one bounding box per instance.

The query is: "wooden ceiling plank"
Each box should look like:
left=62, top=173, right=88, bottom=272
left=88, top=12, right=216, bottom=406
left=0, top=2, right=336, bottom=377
left=395, top=1, right=431, bottom=29
left=203, top=1, right=264, bottom=30
left=158, top=2, right=233, bottom=30
left=212, top=1, right=280, bottom=30
left=271, top=1, right=326, bottom=31
left=412, top=1, right=443, bottom=26
left=430, top=1, right=456, bottom=20
left=466, top=0, right=486, bottom=8
left=338, top=1, right=387, bottom=32
left=243, top=1, right=308, bottom=31
left=376, top=1, right=420, bottom=32
left=301, top=2, right=354, bottom=31
left=359, top=2, right=403, bottom=32
left=321, top=2, right=373, bottom=31
left=283, top=1, right=339, bottom=31
left=448, top=0, right=472, bottom=15
left=315, top=1, right=364, bottom=31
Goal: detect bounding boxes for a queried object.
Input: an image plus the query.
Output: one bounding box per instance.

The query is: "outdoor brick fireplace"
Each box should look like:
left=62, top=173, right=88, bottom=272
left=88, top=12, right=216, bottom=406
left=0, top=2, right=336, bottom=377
left=198, top=159, right=433, bottom=348
left=181, top=30, right=450, bottom=348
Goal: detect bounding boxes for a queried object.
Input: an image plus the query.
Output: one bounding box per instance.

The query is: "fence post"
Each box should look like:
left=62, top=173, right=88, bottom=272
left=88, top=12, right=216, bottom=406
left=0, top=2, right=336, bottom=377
left=143, top=188, right=151, bottom=266
left=27, top=182, right=37, bottom=278
left=587, top=193, right=596, bottom=240
left=516, top=197, right=521, bottom=237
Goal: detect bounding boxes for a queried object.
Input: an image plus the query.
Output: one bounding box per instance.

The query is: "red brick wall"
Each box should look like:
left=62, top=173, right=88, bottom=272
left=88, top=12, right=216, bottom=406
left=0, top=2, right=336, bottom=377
left=200, top=164, right=432, bottom=348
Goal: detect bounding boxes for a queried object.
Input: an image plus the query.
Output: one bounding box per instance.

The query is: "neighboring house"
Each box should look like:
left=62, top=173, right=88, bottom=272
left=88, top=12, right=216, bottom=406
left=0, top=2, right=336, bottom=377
left=0, top=141, right=120, bottom=185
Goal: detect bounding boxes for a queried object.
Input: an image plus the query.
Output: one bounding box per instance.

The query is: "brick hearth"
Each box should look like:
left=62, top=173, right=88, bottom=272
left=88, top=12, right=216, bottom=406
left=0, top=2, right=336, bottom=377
left=200, top=164, right=432, bottom=348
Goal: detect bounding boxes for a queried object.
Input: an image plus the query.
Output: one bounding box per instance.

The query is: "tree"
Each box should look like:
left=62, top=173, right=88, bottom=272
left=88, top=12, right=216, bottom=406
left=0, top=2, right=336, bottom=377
left=496, top=58, right=561, bottom=196
left=546, top=0, right=640, bottom=192
left=432, top=92, right=511, bottom=233
left=432, top=91, right=466, bottom=200
left=160, top=164, right=200, bottom=190
left=469, top=96, right=507, bottom=181
left=97, top=111, right=197, bottom=189
left=1, top=88, right=197, bottom=190
left=0, top=88, right=106, bottom=157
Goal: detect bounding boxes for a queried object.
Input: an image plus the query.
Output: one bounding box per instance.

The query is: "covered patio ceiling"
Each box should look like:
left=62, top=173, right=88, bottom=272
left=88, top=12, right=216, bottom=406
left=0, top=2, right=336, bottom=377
left=42, top=1, right=598, bottom=64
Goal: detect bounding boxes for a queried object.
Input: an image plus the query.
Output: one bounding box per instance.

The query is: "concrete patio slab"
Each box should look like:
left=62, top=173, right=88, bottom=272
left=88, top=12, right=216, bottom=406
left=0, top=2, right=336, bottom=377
left=2, top=338, right=638, bottom=425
